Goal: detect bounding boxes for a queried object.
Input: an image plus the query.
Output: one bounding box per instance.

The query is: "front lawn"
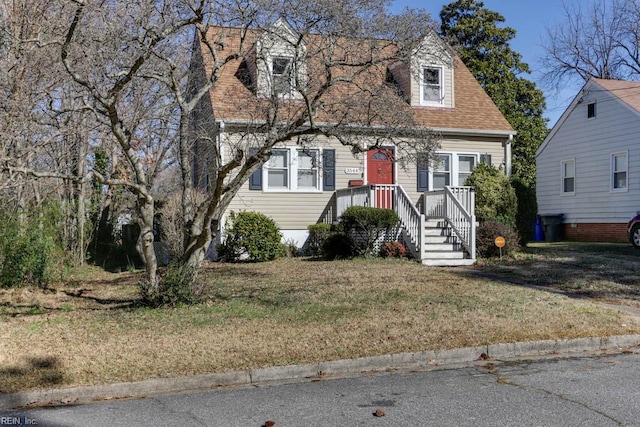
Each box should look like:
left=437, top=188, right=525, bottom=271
left=1, top=254, right=638, bottom=393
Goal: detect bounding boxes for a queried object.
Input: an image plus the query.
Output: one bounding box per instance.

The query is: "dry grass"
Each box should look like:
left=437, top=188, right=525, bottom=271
left=474, top=242, right=640, bottom=306
left=1, top=252, right=639, bottom=393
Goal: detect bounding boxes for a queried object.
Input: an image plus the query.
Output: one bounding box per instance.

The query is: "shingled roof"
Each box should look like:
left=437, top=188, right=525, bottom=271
left=593, top=78, right=640, bottom=114
left=195, top=25, right=513, bottom=135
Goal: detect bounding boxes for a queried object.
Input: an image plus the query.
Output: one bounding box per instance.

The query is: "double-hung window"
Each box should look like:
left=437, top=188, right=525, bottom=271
left=422, top=66, right=443, bottom=105
left=561, top=159, right=575, bottom=195
left=433, top=154, right=451, bottom=189
left=263, top=148, right=321, bottom=191
left=458, top=155, right=475, bottom=185
left=272, top=56, right=295, bottom=97
left=611, top=151, right=628, bottom=191
left=296, top=149, right=319, bottom=189
left=266, top=149, right=289, bottom=189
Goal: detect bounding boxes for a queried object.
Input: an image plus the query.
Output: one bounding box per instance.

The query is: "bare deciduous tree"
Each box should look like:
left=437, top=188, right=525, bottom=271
left=542, top=0, right=640, bottom=88
left=3, top=0, right=441, bottom=302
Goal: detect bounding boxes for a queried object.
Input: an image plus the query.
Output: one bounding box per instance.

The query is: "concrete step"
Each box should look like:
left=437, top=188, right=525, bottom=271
left=422, top=258, right=476, bottom=266
left=423, top=235, right=457, bottom=244
left=423, top=250, right=466, bottom=259
left=423, top=243, right=461, bottom=251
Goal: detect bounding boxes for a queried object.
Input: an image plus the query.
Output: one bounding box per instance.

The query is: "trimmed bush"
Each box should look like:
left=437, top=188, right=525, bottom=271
left=379, top=241, right=407, bottom=258
left=465, top=163, right=517, bottom=227
left=339, top=206, right=399, bottom=255
left=476, top=221, right=520, bottom=258
left=218, top=211, right=284, bottom=262
left=321, top=232, right=357, bottom=260
left=307, top=223, right=333, bottom=257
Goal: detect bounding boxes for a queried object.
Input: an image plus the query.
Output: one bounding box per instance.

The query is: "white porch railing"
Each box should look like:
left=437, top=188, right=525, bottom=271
left=395, top=185, right=425, bottom=257
left=423, top=186, right=476, bottom=260
left=335, top=185, right=424, bottom=257
left=334, top=184, right=475, bottom=262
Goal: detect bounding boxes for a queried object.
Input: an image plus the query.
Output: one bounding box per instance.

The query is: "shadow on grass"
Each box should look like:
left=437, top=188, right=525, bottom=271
left=0, top=356, right=64, bottom=394
left=464, top=242, right=640, bottom=303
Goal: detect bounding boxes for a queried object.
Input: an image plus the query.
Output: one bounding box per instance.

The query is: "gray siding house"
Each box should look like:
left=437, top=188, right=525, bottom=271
left=536, top=78, right=640, bottom=242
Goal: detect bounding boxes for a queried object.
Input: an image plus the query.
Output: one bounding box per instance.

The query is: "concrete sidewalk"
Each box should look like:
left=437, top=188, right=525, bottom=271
left=2, top=334, right=640, bottom=412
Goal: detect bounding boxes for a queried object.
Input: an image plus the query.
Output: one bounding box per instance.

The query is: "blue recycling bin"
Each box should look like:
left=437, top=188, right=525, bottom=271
left=533, top=216, right=544, bottom=241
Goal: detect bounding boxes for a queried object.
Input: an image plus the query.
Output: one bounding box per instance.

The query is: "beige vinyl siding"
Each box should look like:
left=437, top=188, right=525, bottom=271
left=226, top=135, right=363, bottom=230
left=536, top=83, right=640, bottom=224
left=396, top=136, right=506, bottom=204
left=409, top=64, right=454, bottom=108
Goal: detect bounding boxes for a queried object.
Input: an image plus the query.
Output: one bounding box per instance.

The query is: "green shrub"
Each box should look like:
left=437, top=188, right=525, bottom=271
left=511, top=177, right=537, bottom=245
left=307, top=223, right=333, bottom=257
left=339, top=206, right=399, bottom=255
left=218, top=211, right=284, bottom=262
left=0, top=209, right=60, bottom=288
left=379, top=241, right=407, bottom=258
left=140, top=262, right=201, bottom=307
left=321, top=232, right=357, bottom=260
left=465, top=163, right=517, bottom=227
left=476, top=221, right=520, bottom=258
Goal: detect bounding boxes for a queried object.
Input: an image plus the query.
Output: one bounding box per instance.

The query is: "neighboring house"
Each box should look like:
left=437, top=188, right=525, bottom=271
left=536, top=78, right=640, bottom=243
left=189, top=20, right=514, bottom=265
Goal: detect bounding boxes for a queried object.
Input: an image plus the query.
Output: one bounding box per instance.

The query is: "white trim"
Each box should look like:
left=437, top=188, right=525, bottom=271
left=430, top=151, right=480, bottom=190
left=561, top=158, right=576, bottom=196
left=611, top=151, right=629, bottom=193
left=261, top=147, right=323, bottom=193
left=420, top=65, right=444, bottom=106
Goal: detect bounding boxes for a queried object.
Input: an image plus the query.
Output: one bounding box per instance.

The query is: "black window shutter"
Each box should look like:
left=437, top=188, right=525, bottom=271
left=322, top=149, right=336, bottom=191
left=248, top=148, right=262, bottom=190
left=417, top=154, right=429, bottom=192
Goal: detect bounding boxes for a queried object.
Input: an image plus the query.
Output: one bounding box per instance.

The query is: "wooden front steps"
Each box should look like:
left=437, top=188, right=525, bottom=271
left=421, top=219, right=474, bottom=267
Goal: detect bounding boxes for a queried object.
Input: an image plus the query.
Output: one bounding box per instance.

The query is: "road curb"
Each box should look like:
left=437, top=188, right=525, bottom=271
left=2, top=334, right=640, bottom=412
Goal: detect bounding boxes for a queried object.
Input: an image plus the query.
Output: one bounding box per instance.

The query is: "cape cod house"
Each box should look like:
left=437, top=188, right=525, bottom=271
left=188, top=20, right=514, bottom=265
left=536, top=78, right=640, bottom=243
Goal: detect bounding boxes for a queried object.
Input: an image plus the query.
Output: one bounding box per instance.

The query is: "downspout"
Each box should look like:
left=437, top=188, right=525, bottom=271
left=504, top=134, right=513, bottom=178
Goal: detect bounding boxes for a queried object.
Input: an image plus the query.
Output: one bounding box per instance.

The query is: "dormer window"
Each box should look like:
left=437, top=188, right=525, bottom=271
left=422, top=66, right=443, bottom=105
left=272, top=56, right=295, bottom=97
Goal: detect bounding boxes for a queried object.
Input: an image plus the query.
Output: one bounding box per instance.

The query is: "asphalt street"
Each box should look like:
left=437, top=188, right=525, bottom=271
left=5, top=351, right=640, bottom=427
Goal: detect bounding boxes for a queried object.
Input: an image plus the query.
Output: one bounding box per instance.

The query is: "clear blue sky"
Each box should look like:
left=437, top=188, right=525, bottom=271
left=389, top=0, right=592, bottom=127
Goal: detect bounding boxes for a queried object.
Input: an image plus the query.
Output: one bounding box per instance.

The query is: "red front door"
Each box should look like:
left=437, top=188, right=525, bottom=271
left=367, top=148, right=395, bottom=209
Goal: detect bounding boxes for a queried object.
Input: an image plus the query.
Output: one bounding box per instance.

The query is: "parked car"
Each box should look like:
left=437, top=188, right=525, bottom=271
left=628, top=212, right=640, bottom=248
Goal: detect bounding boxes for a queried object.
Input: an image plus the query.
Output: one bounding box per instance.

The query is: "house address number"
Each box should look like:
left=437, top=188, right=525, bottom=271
left=344, top=168, right=360, bottom=174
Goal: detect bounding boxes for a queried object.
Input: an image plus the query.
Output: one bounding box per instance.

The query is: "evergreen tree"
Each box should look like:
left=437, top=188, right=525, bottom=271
left=440, top=0, right=548, bottom=242
left=440, top=0, right=548, bottom=187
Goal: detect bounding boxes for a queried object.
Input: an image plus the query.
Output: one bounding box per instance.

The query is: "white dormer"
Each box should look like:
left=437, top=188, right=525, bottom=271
left=253, top=18, right=307, bottom=99
left=390, top=30, right=454, bottom=109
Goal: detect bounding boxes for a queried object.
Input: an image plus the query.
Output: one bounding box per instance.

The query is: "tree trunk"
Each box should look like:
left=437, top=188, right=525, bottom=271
left=137, top=195, right=158, bottom=293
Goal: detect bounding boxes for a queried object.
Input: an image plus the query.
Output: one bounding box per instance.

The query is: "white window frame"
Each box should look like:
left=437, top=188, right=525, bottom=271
left=263, top=147, right=322, bottom=193
left=430, top=152, right=479, bottom=190
left=271, top=55, right=295, bottom=98
left=421, top=65, right=444, bottom=106
left=457, top=154, right=476, bottom=186
left=561, top=159, right=575, bottom=196
left=611, top=151, right=628, bottom=192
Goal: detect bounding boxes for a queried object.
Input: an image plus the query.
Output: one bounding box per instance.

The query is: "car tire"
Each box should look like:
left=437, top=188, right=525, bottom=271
left=632, top=224, right=640, bottom=249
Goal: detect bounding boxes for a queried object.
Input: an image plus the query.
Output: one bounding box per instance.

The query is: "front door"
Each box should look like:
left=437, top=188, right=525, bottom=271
left=367, top=148, right=395, bottom=209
